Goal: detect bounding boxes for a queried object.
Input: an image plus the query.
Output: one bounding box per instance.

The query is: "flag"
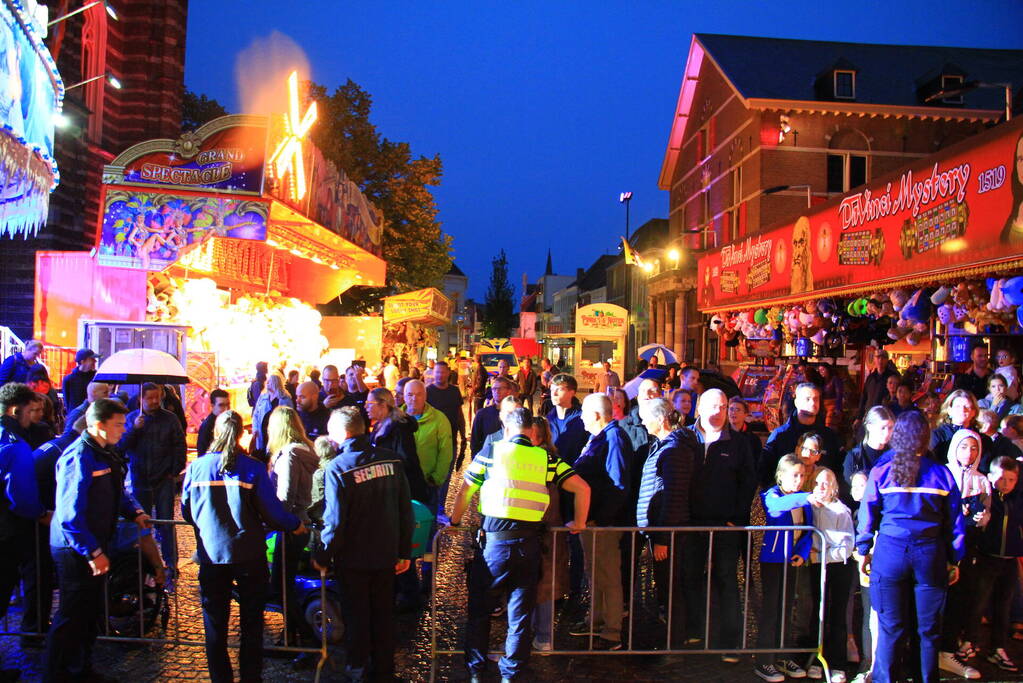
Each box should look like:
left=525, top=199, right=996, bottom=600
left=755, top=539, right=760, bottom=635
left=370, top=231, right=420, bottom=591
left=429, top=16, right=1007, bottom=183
left=621, top=237, right=642, bottom=266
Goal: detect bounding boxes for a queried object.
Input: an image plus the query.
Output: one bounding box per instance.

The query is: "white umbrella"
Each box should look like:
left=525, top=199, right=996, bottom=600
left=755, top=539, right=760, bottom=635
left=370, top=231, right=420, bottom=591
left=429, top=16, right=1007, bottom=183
left=636, top=343, right=679, bottom=366
left=94, top=348, right=189, bottom=385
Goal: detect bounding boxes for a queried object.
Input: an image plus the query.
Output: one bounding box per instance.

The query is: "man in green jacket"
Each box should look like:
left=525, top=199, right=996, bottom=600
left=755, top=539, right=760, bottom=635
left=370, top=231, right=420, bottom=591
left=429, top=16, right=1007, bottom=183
left=403, top=379, right=452, bottom=597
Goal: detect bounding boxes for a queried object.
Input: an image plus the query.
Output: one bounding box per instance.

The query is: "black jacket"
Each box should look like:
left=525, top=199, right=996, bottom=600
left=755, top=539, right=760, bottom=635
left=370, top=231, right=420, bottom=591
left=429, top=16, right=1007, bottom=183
left=196, top=412, right=216, bottom=457
left=315, top=435, right=414, bottom=571
left=687, top=425, right=756, bottom=525
left=637, top=428, right=694, bottom=544
left=470, top=404, right=502, bottom=456
left=61, top=368, right=95, bottom=414
left=371, top=416, right=429, bottom=504
left=930, top=422, right=993, bottom=466
left=298, top=405, right=331, bottom=440
left=843, top=443, right=886, bottom=483
left=118, top=408, right=187, bottom=490
left=758, top=415, right=842, bottom=489
left=859, top=367, right=899, bottom=417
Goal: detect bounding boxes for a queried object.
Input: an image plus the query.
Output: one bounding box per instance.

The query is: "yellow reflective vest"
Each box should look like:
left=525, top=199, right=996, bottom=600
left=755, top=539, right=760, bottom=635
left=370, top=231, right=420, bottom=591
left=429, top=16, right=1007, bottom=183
left=479, top=440, right=550, bottom=522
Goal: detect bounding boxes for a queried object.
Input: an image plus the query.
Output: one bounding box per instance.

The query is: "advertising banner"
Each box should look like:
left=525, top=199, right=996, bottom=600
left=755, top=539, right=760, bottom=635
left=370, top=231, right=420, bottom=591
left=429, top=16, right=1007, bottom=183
left=697, top=117, right=1023, bottom=312
left=383, top=288, right=453, bottom=326
left=575, top=303, right=629, bottom=336
left=97, top=187, right=269, bottom=271
left=104, top=116, right=268, bottom=195
left=184, top=351, right=217, bottom=435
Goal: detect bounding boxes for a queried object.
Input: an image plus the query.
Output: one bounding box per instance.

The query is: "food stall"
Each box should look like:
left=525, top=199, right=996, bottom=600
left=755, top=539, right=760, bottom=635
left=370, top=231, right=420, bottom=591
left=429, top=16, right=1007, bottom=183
left=31, top=73, right=387, bottom=434
left=698, top=116, right=1023, bottom=419
left=382, top=287, right=454, bottom=367
left=547, top=303, right=628, bottom=392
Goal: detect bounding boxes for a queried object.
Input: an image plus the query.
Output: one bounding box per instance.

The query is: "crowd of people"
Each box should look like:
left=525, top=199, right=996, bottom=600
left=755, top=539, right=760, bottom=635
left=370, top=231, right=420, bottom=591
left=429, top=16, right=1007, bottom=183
left=1, top=339, right=1023, bottom=682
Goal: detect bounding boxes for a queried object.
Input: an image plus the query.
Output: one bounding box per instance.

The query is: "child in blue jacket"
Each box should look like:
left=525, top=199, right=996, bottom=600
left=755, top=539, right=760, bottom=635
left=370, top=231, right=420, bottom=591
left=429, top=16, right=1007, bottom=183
left=755, top=453, right=820, bottom=683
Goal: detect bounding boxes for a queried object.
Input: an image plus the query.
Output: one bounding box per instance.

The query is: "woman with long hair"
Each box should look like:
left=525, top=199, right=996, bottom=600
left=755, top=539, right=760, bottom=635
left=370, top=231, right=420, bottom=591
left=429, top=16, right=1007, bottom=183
left=843, top=406, right=895, bottom=485
left=366, top=387, right=428, bottom=504
left=669, top=388, right=696, bottom=428
left=855, top=411, right=968, bottom=683
left=608, top=387, right=629, bottom=422
left=979, top=373, right=1017, bottom=420
left=265, top=406, right=319, bottom=647
left=931, top=389, right=992, bottom=464
left=182, top=410, right=304, bottom=683
left=251, top=374, right=294, bottom=459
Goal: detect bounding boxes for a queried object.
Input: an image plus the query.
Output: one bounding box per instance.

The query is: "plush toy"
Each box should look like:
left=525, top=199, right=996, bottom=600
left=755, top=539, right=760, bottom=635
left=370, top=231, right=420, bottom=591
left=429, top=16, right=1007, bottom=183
left=1002, top=276, right=1023, bottom=307
left=930, top=285, right=952, bottom=306
left=889, top=289, right=910, bottom=312
left=709, top=315, right=724, bottom=334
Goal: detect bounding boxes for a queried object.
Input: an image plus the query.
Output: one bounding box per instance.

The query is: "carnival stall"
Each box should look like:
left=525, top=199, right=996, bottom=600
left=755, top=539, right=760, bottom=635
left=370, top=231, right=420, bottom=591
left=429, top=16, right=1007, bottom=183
left=548, top=303, right=629, bottom=392
left=381, top=287, right=454, bottom=367
left=32, top=73, right=387, bottom=433
left=698, top=116, right=1023, bottom=430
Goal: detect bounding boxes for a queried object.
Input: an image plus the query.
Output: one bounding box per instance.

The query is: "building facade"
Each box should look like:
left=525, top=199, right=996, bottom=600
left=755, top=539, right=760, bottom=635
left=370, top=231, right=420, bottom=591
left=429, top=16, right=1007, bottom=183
left=657, top=33, right=1023, bottom=367
left=437, top=262, right=468, bottom=354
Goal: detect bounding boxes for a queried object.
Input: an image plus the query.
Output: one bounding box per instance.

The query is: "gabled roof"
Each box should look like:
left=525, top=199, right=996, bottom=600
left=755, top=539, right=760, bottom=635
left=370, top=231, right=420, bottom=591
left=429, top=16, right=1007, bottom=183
left=659, top=33, right=1023, bottom=188
left=446, top=262, right=466, bottom=277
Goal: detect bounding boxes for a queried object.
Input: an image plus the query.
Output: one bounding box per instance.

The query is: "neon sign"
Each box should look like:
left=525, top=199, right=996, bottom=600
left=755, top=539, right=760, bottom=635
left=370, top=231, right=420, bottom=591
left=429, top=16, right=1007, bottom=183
left=269, top=71, right=317, bottom=201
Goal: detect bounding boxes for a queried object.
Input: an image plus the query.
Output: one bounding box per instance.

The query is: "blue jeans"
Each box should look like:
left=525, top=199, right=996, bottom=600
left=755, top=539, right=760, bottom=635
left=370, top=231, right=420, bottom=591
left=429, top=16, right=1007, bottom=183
left=199, top=560, right=268, bottom=683
left=465, top=536, right=541, bottom=679
left=135, top=478, right=177, bottom=570
left=532, top=599, right=553, bottom=645
left=870, top=535, right=947, bottom=683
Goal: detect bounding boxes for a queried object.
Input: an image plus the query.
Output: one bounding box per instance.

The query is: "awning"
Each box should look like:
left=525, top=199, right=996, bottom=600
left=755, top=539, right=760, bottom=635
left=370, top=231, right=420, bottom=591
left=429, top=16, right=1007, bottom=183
left=510, top=337, right=541, bottom=358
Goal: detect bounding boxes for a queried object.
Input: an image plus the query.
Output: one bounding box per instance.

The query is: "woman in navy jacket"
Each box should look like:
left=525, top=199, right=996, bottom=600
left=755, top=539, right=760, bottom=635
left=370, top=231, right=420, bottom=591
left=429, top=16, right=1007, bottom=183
left=181, top=410, right=304, bottom=683
left=855, top=410, right=966, bottom=683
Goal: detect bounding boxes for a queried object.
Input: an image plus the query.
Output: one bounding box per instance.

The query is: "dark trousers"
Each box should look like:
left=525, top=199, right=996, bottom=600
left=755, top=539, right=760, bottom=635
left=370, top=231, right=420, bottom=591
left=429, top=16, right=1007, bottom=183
left=270, top=530, right=315, bottom=644
left=134, top=478, right=177, bottom=570
left=340, top=567, right=396, bottom=681
left=810, top=560, right=856, bottom=671
left=757, top=562, right=803, bottom=665
left=567, top=532, right=585, bottom=596
left=857, top=579, right=875, bottom=675
left=682, top=531, right=741, bottom=647
left=940, top=547, right=979, bottom=651
left=653, top=538, right=687, bottom=647
left=465, top=536, right=541, bottom=680
left=966, top=553, right=1019, bottom=649
left=44, top=547, right=104, bottom=682
left=198, top=560, right=268, bottom=683
left=870, top=535, right=947, bottom=683
left=20, top=522, right=54, bottom=633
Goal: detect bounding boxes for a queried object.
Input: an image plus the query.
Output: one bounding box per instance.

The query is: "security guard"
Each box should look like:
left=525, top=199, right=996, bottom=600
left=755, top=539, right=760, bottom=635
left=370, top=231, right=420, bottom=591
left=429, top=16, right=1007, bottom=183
left=313, top=406, right=414, bottom=683
left=46, top=397, right=149, bottom=683
left=448, top=406, right=591, bottom=682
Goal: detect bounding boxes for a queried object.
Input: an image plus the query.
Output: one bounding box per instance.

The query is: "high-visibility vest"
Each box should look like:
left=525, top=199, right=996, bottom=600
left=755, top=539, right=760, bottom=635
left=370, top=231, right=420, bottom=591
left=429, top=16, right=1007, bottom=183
left=479, top=441, right=550, bottom=522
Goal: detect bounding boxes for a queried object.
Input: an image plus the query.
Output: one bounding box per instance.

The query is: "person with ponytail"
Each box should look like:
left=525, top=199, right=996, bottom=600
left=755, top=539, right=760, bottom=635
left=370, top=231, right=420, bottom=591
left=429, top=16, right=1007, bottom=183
left=855, top=411, right=967, bottom=683
left=182, top=410, right=305, bottom=683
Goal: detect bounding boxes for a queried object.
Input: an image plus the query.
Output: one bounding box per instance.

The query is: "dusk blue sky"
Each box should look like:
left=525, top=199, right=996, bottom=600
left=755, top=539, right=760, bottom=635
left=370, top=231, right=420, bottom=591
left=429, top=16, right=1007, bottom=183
left=185, top=1, right=1023, bottom=303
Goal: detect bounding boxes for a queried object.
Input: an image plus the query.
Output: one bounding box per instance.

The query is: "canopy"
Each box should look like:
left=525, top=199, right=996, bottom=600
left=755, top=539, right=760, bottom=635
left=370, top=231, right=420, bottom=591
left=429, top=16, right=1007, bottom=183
left=510, top=337, right=541, bottom=359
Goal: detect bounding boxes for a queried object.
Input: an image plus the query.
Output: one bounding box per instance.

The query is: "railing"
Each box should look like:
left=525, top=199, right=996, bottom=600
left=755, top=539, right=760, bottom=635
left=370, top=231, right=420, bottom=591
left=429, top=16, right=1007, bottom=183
left=1, top=518, right=332, bottom=681
left=430, top=524, right=829, bottom=682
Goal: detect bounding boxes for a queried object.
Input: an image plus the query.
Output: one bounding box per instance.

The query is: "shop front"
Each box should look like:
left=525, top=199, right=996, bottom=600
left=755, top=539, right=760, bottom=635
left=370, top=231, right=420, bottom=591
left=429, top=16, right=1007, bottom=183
left=697, top=116, right=1023, bottom=430
left=548, top=303, right=628, bottom=392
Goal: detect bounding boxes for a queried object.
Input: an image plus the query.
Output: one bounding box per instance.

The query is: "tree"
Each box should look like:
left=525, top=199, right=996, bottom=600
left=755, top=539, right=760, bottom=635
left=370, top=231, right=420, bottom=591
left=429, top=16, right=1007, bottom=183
left=308, top=80, right=451, bottom=314
left=482, top=250, right=514, bottom=338
left=181, top=89, right=228, bottom=132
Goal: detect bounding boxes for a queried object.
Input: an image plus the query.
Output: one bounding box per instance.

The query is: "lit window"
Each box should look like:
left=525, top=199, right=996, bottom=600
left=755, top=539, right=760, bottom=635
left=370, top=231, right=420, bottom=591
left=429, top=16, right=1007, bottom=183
left=834, top=70, right=855, bottom=99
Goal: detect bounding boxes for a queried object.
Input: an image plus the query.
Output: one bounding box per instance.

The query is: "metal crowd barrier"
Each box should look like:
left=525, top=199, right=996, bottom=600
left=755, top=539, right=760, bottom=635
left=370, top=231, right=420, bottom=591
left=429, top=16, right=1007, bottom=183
left=430, top=524, right=829, bottom=682
left=1, top=518, right=332, bottom=682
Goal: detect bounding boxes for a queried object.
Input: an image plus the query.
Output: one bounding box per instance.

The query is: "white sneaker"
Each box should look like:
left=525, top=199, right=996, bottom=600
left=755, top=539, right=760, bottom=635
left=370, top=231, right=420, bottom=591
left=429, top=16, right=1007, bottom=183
left=776, top=659, right=807, bottom=678
left=849, top=674, right=870, bottom=683
left=807, top=663, right=824, bottom=679
left=755, top=664, right=786, bottom=682
left=532, top=638, right=552, bottom=652
left=938, top=651, right=981, bottom=679
left=831, top=671, right=847, bottom=683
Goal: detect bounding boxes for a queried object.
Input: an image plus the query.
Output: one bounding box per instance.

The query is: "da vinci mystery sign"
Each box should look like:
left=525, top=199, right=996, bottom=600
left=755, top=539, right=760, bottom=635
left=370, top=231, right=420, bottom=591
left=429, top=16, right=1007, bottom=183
left=697, top=117, right=1023, bottom=312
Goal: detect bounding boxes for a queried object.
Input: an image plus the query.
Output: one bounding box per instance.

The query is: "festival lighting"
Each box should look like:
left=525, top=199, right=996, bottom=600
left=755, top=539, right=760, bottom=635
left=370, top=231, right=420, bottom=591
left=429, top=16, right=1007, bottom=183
left=269, top=71, right=318, bottom=201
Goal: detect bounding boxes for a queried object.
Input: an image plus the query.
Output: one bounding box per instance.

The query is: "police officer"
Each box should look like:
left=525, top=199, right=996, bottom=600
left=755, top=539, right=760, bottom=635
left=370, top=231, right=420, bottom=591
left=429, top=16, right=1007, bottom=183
left=181, top=410, right=304, bottom=683
left=448, top=406, right=591, bottom=682
left=856, top=410, right=967, bottom=683
left=313, top=406, right=414, bottom=682
left=46, top=397, right=149, bottom=683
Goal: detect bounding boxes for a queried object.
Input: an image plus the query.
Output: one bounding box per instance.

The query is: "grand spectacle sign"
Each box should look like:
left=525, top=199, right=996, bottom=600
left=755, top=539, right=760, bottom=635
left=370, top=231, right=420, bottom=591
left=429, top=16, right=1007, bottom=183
left=383, top=288, right=453, bottom=326
left=697, top=117, right=1023, bottom=312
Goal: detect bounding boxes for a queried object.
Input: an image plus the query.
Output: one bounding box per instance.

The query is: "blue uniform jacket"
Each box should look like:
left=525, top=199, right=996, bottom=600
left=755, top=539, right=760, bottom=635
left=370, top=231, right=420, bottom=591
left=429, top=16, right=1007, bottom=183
left=181, top=451, right=299, bottom=565
left=33, top=430, right=79, bottom=510
left=51, top=433, right=141, bottom=557
left=0, top=354, right=33, bottom=385
left=855, top=455, right=966, bottom=563
left=573, top=421, right=632, bottom=526
left=546, top=405, right=588, bottom=465
left=0, top=416, right=44, bottom=538
left=760, top=486, right=814, bottom=563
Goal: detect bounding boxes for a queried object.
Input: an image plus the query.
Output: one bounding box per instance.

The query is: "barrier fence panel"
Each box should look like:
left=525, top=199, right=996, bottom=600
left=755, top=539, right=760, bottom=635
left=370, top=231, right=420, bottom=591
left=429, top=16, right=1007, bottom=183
left=430, top=524, right=828, bottom=683
left=1, top=518, right=332, bottom=682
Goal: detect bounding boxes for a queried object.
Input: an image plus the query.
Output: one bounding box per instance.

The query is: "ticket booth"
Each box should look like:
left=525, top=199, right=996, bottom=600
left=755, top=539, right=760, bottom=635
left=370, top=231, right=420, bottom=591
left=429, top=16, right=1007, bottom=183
left=550, top=303, right=628, bottom=392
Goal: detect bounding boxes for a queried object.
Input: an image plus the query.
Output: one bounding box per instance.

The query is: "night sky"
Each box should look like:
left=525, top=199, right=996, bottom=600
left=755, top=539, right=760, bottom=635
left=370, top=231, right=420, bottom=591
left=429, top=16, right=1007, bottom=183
left=185, top=1, right=1023, bottom=303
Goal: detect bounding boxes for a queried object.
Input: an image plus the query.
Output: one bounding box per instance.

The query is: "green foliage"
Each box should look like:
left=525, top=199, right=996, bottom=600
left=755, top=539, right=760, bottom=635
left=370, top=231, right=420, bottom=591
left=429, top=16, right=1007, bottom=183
left=181, top=89, right=229, bottom=132
left=308, top=80, right=451, bottom=314
left=482, top=249, right=514, bottom=338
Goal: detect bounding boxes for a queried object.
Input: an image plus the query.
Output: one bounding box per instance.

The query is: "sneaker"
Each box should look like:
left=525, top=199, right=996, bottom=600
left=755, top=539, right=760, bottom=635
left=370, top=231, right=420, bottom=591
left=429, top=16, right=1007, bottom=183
left=532, top=638, right=553, bottom=652
left=592, top=638, right=623, bottom=651
left=568, top=621, right=598, bottom=637
left=830, top=671, right=847, bottom=683
left=987, top=647, right=1019, bottom=672
left=807, top=663, right=824, bottom=679
left=754, top=664, right=786, bottom=682
left=938, top=651, right=981, bottom=679
left=849, top=674, right=870, bottom=683
left=721, top=654, right=740, bottom=663
left=956, top=640, right=978, bottom=659
left=777, top=659, right=807, bottom=678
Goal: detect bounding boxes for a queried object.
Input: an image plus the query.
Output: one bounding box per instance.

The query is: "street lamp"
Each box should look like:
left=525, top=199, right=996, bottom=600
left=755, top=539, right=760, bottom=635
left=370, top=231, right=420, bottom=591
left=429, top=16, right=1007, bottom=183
left=619, top=191, right=633, bottom=241
left=764, top=184, right=812, bottom=208
left=925, top=81, right=1012, bottom=121
left=65, top=71, right=122, bottom=91
left=48, top=1, right=118, bottom=26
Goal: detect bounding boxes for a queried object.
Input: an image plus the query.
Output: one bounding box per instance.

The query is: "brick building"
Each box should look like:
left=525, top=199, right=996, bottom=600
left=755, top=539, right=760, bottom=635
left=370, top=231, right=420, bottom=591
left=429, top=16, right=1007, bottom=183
left=654, top=34, right=1023, bottom=365
left=0, top=0, right=188, bottom=337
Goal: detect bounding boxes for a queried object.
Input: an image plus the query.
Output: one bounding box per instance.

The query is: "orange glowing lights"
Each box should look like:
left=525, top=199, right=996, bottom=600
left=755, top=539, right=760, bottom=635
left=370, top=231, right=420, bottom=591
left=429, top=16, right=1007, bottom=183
left=269, top=71, right=318, bottom=201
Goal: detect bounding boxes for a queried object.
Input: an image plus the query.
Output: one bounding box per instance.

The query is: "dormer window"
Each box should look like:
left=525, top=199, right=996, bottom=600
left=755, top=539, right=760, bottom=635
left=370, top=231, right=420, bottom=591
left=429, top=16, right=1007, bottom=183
left=940, top=74, right=965, bottom=104
left=834, top=70, right=856, bottom=99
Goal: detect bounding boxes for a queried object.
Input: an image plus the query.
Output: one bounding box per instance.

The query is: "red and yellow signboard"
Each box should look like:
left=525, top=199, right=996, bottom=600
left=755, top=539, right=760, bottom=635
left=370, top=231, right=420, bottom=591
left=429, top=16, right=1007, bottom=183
left=383, top=288, right=453, bottom=326
left=697, top=117, right=1023, bottom=312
